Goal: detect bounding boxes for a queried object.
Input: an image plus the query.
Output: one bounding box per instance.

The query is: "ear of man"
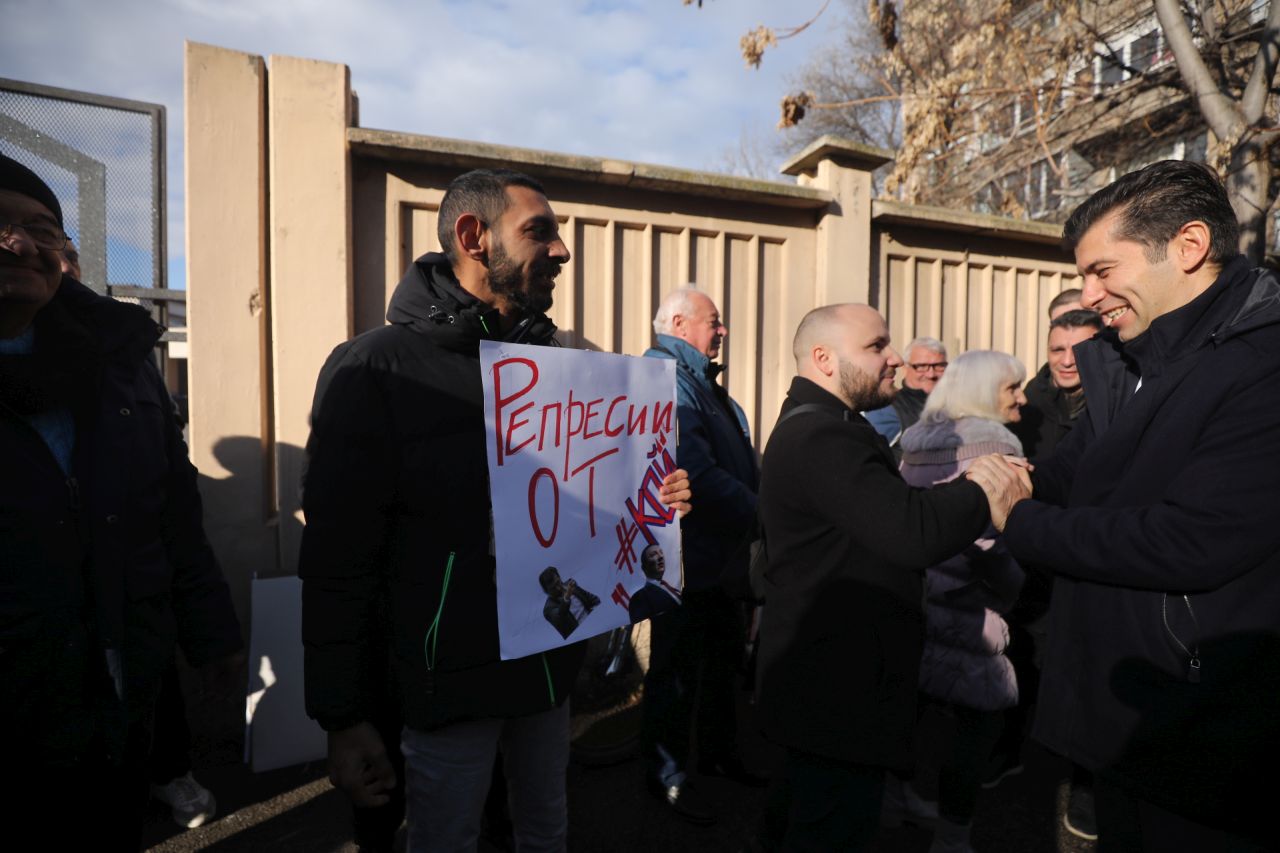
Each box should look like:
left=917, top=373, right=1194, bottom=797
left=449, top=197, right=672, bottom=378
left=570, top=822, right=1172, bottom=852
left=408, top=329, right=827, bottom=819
left=812, top=343, right=837, bottom=379
left=1170, top=220, right=1212, bottom=274
left=454, top=213, right=489, bottom=263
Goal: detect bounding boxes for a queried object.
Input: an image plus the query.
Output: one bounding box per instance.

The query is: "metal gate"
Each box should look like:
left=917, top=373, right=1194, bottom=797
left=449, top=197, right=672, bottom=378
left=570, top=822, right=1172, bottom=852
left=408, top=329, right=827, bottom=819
left=0, top=77, right=183, bottom=387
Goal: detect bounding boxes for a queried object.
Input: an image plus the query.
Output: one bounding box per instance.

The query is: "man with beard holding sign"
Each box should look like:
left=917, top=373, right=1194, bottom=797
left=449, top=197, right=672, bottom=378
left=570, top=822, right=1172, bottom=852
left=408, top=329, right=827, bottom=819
left=300, top=169, right=691, bottom=852
left=755, top=304, right=994, bottom=851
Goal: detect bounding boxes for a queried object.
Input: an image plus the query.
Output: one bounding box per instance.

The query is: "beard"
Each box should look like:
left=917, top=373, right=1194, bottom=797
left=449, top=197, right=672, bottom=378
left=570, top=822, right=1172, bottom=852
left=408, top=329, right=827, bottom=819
left=839, top=358, right=895, bottom=411
left=488, top=239, right=557, bottom=316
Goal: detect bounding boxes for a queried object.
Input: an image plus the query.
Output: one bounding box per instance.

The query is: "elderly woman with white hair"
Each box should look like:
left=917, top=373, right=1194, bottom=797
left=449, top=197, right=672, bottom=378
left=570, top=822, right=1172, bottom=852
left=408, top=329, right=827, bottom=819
left=886, top=350, right=1028, bottom=853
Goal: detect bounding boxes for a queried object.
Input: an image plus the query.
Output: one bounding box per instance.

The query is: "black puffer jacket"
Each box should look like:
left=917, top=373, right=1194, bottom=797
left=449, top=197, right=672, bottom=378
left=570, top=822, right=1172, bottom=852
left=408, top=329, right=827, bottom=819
left=1004, top=257, right=1280, bottom=840
left=301, top=254, right=585, bottom=733
left=0, top=278, right=241, bottom=766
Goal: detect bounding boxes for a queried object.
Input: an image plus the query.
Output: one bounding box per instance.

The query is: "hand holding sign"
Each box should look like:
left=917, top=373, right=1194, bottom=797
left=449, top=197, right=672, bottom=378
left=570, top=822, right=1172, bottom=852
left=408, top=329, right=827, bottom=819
left=659, top=468, right=692, bottom=517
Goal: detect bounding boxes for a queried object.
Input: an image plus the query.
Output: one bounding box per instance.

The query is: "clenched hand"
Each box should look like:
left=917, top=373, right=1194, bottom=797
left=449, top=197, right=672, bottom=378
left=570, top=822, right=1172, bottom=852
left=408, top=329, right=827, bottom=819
left=328, top=721, right=397, bottom=808
left=966, top=454, right=1032, bottom=531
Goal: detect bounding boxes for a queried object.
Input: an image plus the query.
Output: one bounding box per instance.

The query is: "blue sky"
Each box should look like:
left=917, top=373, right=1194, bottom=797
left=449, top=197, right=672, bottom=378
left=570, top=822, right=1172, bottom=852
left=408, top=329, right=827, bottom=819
left=1, top=0, right=846, bottom=289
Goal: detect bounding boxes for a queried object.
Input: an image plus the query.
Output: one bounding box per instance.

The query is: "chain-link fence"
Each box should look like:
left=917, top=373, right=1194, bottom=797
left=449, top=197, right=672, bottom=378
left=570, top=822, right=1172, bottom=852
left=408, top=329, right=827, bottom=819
left=0, top=77, right=166, bottom=297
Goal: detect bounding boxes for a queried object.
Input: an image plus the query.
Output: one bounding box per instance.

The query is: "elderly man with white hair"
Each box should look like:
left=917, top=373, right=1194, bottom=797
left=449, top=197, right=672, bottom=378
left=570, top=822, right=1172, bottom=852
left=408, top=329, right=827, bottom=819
left=640, top=286, right=762, bottom=824
left=865, top=335, right=948, bottom=459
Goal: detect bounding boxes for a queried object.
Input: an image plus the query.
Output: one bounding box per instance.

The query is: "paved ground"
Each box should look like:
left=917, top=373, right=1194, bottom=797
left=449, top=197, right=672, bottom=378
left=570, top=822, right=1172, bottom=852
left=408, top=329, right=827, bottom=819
left=143, top=694, right=1095, bottom=853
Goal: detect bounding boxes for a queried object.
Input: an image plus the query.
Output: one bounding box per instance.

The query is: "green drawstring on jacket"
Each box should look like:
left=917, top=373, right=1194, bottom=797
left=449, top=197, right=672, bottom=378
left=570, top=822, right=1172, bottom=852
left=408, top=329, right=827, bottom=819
left=421, top=551, right=557, bottom=707
left=424, top=552, right=456, bottom=671
left=541, top=653, right=556, bottom=705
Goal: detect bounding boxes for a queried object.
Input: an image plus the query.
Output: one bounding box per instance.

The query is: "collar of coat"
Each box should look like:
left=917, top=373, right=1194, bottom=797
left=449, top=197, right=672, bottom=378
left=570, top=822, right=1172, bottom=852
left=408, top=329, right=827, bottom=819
left=784, top=375, right=857, bottom=416
left=650, top=334, right=723, bottom=383
left=0, top=277, right=158, bottom=417
left=386, top=252, right=560, bottom=351
left=48, top=275, right=161, bottom=360
left=1113, top=255, right=1274, bottom=378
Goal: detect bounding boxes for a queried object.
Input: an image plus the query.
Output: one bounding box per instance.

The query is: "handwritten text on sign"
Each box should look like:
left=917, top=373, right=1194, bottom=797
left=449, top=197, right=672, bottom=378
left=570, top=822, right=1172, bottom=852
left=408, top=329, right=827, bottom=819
left=482, top=341, right=682, bottom=660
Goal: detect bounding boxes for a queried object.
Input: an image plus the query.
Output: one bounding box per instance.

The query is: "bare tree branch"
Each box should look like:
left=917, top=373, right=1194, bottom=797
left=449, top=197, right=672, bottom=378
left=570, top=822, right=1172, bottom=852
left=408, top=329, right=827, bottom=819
left=725, top=0, right=1278, bottom=247
left=1241, top=0, right=1280, bottom=122
left=1154, top=0, right=1242, bottom=138
left=776, top=0, right=831, bottom=39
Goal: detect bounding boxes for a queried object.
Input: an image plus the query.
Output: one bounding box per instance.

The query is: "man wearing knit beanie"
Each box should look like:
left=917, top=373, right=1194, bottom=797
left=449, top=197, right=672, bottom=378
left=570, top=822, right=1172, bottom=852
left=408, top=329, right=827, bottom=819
left=0, top=153, right=67, bottom=336
left=0, top=152, right=244, bottom=848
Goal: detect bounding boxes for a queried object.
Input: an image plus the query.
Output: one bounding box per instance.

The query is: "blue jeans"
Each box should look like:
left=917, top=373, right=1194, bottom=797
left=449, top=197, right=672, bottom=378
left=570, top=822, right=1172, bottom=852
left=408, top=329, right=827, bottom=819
left=401, top=703, right=570, bottom=853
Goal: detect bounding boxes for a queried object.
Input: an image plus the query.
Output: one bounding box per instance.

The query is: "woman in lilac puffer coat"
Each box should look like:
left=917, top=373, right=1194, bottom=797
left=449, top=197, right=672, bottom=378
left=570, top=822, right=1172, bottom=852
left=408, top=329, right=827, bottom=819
left=896, top=350, right=1028, bottom=853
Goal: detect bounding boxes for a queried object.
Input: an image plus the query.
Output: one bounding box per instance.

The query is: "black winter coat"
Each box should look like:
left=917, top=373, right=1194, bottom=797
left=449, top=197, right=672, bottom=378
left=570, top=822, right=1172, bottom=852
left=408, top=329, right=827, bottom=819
left=755, top=378, right=989, bottom=772
left=300, top=254, right=585, bottom=733
left=1004, top=257, right=1280, bottom=839
left=0, top=278, right=241, bottom=766
left=1009, top=362, right=1084, bottom=464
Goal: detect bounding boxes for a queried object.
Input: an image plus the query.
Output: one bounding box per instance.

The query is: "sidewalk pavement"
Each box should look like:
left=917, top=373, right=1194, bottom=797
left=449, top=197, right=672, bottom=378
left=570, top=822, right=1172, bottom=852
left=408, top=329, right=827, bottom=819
left=144, top=695, right=1094, bottom=852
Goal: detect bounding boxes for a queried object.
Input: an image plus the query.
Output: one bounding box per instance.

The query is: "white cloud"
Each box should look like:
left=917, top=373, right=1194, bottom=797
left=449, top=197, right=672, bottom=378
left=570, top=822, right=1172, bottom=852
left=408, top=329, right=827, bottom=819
left=1, top=0, right=845, bottom=287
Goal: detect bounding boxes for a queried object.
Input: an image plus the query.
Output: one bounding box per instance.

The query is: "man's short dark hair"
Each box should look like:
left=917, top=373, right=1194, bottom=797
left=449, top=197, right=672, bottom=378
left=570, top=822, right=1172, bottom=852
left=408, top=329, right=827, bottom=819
left=1050, top=308, right=1104, bottom=334
left=640, top=545, right=663, bottom=575
left=1048, top=288, right=1082, bottom=317
left=538, top=566, right=561, bottom=593
left=1062, top=160, right=1239, bottom=265
left=437, top=169, right=546, bottom=264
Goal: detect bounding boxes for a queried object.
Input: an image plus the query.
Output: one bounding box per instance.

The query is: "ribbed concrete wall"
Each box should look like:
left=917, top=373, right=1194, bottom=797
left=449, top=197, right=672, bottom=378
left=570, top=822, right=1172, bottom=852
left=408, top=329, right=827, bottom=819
left=186, top=42, right=1076, bottom=592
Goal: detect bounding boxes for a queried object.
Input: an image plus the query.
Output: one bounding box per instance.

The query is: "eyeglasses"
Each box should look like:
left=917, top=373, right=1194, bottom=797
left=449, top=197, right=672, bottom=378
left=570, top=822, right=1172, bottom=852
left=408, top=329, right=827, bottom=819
left=908, top=362, right=948, bottom=372
left=0, top=222, right=69, bottom=252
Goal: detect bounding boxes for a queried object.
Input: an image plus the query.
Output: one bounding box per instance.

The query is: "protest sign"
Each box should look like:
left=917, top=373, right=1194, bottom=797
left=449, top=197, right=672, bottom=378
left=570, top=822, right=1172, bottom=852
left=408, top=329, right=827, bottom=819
left=481, top=340, right=682, bottom=660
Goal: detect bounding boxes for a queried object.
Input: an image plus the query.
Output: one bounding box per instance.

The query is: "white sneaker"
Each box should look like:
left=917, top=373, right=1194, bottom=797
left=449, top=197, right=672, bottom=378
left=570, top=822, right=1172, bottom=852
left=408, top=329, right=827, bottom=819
left=881, top=776, right=940, bottom=828
left=151, top=772, right=217, bottom=829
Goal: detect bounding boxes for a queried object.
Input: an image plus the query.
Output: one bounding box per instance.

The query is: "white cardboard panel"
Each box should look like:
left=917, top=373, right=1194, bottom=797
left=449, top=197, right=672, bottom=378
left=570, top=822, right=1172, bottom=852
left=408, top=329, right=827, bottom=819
left=245, top=575, right=326, bottom=772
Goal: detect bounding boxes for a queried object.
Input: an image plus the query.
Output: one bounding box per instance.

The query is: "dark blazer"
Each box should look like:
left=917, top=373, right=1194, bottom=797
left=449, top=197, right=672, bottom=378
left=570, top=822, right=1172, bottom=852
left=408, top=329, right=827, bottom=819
left=1004, top=257, right=1280, bottom=840
left=543, top=584, right=601, bottom=640
left=628, top=581, right=681, bottom=624
left=756, top=377, right=988, bottom=772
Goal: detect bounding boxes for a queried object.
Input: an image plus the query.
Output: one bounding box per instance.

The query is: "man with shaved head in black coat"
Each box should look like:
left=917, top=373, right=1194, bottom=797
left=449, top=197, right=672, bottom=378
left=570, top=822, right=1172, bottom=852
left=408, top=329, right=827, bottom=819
left=755, top=303, right=994, bottom=851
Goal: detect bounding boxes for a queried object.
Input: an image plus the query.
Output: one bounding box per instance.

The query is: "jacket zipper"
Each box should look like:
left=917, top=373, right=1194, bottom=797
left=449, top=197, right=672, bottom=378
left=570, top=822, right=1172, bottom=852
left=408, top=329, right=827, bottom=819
left=1161, top=593, right=1202, bottom=683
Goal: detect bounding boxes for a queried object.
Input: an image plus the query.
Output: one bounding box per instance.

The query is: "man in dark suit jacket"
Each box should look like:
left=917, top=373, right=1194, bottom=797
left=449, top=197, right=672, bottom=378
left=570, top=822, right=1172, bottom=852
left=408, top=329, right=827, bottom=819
left=628, top=545, right=682, bottom=624
left=539, top=566, right=600, bottom=640
left=756, top=304, right=994, bottom=851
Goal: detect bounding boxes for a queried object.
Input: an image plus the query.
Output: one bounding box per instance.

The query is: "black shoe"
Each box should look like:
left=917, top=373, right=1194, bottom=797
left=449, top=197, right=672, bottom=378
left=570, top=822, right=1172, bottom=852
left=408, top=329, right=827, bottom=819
left=698, top=755, right=769, bottom=788
left=647, top=777, right=716, bottom=825
left=1063, top=784, right=1098, bottom=841
left=980, top=752, right=1024, bottom=789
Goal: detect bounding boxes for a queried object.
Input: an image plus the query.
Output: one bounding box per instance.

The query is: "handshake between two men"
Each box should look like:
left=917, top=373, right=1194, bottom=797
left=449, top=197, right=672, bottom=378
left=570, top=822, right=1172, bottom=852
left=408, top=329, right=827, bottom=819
left=965, top=455, right=1033, bottom=531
